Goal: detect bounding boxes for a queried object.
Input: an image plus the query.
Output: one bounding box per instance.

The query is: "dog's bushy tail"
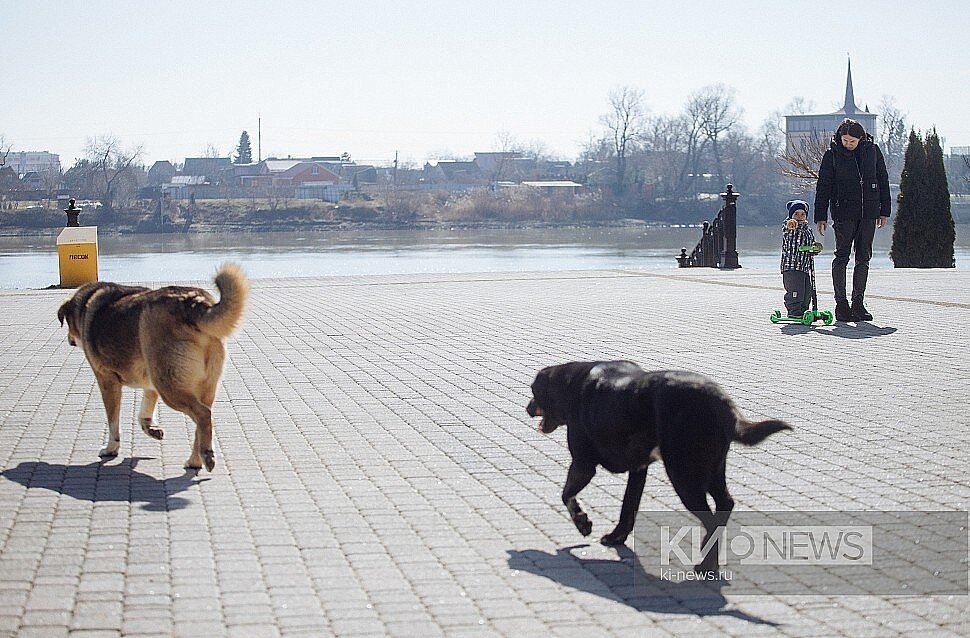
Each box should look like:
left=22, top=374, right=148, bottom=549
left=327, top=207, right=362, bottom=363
left=734, top=418, right=792, bottom=446
left=199, top=262, right=249, bottom=338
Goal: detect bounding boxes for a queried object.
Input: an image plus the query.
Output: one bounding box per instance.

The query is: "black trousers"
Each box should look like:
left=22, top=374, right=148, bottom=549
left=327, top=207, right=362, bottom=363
left=783, top=270, right=812, bottom=315
left=831, top=218, right=877, bottom=303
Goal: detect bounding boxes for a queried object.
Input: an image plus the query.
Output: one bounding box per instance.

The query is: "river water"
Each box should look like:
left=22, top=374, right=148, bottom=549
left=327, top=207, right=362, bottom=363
left=1, top=225, right=968, bottom=289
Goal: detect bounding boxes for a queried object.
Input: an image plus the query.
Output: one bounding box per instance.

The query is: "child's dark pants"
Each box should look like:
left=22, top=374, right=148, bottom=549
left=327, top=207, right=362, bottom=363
left=783, top=270, right=813, bottom=316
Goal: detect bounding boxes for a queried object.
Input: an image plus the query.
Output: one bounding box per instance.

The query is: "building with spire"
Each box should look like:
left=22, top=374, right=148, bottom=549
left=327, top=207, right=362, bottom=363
left=785, top=59, right=877, bottom=154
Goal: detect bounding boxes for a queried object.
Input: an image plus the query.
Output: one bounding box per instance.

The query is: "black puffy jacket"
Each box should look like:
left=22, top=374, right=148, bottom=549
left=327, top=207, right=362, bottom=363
left=813, top=135, right=891, bottom=222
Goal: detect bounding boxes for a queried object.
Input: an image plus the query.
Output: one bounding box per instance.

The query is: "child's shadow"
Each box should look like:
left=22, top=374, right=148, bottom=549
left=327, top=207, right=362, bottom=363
left=1, top=458, right=205, bottom=511
left=507, top=545, right=778, bottom=626
left=781, top=321, right=897, bottom=339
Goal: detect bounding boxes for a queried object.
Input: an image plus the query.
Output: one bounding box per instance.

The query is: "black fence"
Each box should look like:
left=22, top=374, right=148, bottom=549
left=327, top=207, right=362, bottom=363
left=676, top=184, right=741, bottom=269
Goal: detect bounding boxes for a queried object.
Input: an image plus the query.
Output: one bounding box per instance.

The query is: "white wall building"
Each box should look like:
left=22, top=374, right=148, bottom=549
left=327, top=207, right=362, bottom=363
left=5, top=151, right=61, bottom=177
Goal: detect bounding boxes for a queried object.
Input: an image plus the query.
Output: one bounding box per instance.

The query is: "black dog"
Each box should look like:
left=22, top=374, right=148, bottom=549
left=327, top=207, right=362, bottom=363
left=527, top=361, right=790, bottom=569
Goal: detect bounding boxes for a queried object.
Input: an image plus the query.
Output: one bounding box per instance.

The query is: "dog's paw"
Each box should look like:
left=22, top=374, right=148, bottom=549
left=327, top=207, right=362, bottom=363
left=202, top=450, right=215, bottom=472
left=99, top=441, right=120, bottom=457
left=600, top=530, right=629, bottom=546
left=573, top=514, right=593, bottom=537
left=184, top=456, right=202, bottom=470
left=140, top=418, right=164, bottom=440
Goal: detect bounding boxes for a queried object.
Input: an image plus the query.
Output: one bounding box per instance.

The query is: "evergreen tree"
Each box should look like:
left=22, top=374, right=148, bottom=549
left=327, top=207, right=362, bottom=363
left=234, top=131, right=253, bottom=164
left=890, top=130, right=928, bottom=267
left=891, top=129, right=956, bottom=268
left=923, top=129, right=956, bottom=267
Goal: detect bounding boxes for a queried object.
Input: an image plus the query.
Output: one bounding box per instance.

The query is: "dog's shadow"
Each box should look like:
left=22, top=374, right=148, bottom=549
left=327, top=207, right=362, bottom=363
left=507, top=545, right=778, bottom=626
left=1, top=458, right=206, bottom=511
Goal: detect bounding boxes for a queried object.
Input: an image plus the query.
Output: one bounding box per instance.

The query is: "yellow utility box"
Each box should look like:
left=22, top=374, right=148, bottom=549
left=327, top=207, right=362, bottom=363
left=56, top=226, right=99, bottom=287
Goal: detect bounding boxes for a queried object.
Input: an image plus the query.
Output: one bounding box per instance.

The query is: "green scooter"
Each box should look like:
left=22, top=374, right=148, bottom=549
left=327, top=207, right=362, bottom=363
left=770, top=242, right=834, bottom=326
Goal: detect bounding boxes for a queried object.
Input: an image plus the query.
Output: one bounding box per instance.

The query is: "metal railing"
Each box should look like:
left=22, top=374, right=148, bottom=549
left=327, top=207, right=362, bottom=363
left=676, top=184, right=741, bottom=269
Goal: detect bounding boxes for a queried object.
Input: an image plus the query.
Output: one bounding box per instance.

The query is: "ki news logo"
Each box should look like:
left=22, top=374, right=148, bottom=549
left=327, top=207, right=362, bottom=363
left=659, top=524, right=873, bottom=568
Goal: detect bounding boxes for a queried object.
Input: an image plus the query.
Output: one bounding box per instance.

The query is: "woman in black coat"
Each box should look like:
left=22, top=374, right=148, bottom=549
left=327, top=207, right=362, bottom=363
left=813, top=118, right=891, bottom=322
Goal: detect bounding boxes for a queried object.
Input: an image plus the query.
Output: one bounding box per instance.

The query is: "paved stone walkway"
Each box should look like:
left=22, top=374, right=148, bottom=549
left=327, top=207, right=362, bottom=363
left=1, top=267, right=967, bottom=637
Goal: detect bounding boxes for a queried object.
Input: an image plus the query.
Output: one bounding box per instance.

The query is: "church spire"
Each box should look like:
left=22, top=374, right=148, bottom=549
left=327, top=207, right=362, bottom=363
left=843, top=56, right=858, bottom=113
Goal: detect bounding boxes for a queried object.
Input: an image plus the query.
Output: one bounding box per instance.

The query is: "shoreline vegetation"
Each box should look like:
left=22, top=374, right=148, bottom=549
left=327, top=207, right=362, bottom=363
left=8, top=190, right=966, bottom=238
left=0, top=190, right=742, bottom=237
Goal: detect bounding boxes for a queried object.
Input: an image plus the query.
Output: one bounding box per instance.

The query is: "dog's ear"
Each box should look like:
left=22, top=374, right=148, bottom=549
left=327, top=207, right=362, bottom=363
left=57, top=297, right=74, bottom=327
left=531, top=368, right=549, bottom=398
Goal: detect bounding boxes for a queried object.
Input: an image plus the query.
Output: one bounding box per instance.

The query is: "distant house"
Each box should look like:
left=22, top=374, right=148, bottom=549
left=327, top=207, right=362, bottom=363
left=20, top=171, right=45, bottom=190
left=170, top=176, right=207, bottom=186
left=161, top=175, right=209, bottom=199
left=332, top=163, right=377, bottom=186
left=0, top=166, right=21, bottom=191
left=520, top=180, right=583, bottom=194
left=181, top=157, right=232, bottom=184
left=423, top=160, right=483, bottom=185
left=473, top=151, right=521, bottom=178
left=5, top=151, right=60, bottom=178
left=239, top=159, right=340, bottom=187
left=147, top=160, right=177, bottom=186
left=229, top=162, right=261, bottom=184
left=785, top=59, right=878, bottom=155
left=281, top=161, right=342, bottom=186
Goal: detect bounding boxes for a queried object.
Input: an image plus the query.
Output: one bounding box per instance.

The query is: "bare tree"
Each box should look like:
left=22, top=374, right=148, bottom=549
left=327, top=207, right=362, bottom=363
left=201, top=143, right=222, bottom=159
left=877, top=96, right=907, bottom=181
left=758, top=113, right=785, bottom=159
left=488, top=131, right=521, bottom=182
left=640, top=115, right=688, bottom=198
left=0, top=134, right=10, bottom=168
left=83, top=135, right=144, bottom=212
left=42, top=163, right=63, bottom=208
left=777, top=128, right=828, bottom=186
left=521, top=139, right=552, bottom=163
left=784, top=96, right=816, bottom=116
left=600, top=86, right=647, bottom=195
left=678, top=99, right=711, bottom=198
left=690, top=84, right=743, bottom=182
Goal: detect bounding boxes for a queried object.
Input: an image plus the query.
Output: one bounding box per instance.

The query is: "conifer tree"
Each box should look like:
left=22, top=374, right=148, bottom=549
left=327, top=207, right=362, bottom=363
left=891, top=129, right=956, bottom=267
left=234, top=131, right=253, bottom=165
left=890, top=130, right=928, bottom=267
left=922, top=129, right=955, bottom=267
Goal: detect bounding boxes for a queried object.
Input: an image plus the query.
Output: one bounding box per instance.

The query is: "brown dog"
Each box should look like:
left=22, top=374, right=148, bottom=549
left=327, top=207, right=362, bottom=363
left=57, top=263, right=248, bottom=471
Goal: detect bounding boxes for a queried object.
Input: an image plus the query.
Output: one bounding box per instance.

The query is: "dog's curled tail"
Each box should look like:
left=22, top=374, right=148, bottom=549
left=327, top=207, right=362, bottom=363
left=733, top=418, right=792, bottom=446
left=199, top=262, right=249, bottom=338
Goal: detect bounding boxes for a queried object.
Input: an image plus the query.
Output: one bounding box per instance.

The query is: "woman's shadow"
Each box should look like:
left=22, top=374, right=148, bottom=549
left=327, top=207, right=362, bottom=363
left=507, top=545, right=778, bottom=626
left=781, top=320, right=897, bottom=339
left=1, top=458, right=205, bottom=511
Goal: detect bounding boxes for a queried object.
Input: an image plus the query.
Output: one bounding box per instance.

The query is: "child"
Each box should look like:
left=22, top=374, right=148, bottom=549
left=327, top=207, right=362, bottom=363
left=780, top=200, right=820, bottom=318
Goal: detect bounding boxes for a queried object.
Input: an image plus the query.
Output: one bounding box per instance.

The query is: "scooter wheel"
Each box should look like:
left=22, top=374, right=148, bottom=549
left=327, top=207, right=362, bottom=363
left=801, top=310, right=815, bottom=326
left=770, top=310, right=781, bottom=323
left=821, top=310, right=834, bottom=325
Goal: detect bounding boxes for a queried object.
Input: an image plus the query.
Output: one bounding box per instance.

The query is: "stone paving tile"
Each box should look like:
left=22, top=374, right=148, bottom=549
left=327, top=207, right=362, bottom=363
left=1, top=269, right=969, bottom=636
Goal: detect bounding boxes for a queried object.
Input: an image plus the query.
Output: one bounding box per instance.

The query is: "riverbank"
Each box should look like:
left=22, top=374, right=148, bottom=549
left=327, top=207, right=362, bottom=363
left=0, top=189, right=741, bottom=236
left=0, top=214, right=671, bottom=238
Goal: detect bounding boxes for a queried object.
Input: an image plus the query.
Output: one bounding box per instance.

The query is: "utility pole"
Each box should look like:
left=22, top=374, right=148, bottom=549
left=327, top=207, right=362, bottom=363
left=258, top=116, right=262, bottom=162
left=393, top=150, right=398, bottom=186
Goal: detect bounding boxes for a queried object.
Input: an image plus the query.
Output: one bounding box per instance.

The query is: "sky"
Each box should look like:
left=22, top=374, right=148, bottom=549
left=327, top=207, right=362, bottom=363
left=3, top=1, right=969, bottom=169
